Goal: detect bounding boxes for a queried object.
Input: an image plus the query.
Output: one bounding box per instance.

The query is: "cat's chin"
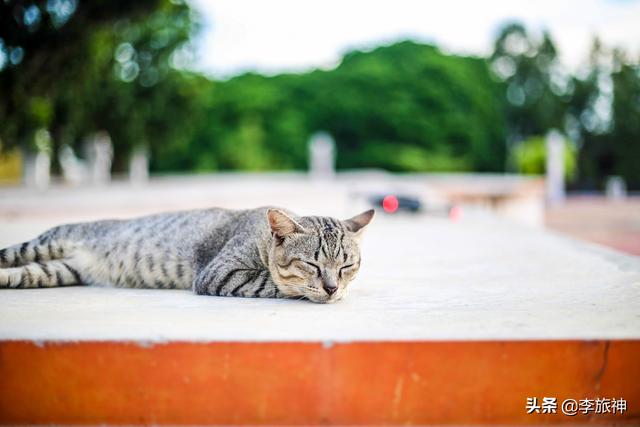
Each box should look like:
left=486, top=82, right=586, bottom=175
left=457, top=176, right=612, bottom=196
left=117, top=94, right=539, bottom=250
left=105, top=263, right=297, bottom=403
left=307, top=292, right=346, bottom=304
left=273, top=280, right=347, bottom=304
left=307, top=297, right=331, bottom=304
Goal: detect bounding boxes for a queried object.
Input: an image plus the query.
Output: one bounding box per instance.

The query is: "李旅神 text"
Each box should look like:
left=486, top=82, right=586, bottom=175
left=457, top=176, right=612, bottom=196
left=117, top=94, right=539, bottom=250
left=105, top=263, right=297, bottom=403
left=526, top=397, right=627, bottom=416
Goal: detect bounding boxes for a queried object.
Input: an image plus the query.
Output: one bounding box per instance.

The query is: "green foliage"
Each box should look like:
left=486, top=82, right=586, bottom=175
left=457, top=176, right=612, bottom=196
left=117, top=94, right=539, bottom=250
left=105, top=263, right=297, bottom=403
left=347, top=142, right=473, bottom=172
left=0, top=0, right=196, bottom=168
left=608, top=59, right=640, bottom=189
left=564, top=40, right=640, bottom=190
left=168, top=41, right=507, bottom=173
left=316, top=42, right=506, bottom=172
left=511, top=135, right=576, bottom=179
left=2, top=8, right=639, bottom=190
left=1, top=0, right=169, bottom=149
left=492, top=25, right=640, bottom=190
left=490, top=23, right=568, bottom=142
left=27, top=97, right=53, bottom=133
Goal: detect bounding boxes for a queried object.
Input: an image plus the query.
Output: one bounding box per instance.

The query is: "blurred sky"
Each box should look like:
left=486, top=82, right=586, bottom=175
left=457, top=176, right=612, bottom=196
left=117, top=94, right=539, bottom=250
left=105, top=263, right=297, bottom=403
left=188, top=0, right=640, bottom=78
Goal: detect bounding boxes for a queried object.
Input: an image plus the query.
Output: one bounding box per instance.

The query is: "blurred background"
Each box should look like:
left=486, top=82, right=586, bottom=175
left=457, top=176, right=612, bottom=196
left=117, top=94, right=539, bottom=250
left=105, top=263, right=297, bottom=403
left=0, top=0, right=639, bottom=254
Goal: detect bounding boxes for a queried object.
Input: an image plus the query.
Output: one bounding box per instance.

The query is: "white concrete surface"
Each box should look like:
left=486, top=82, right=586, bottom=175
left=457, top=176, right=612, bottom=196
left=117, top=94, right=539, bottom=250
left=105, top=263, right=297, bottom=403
left=1, top=213, right=639, bottom=342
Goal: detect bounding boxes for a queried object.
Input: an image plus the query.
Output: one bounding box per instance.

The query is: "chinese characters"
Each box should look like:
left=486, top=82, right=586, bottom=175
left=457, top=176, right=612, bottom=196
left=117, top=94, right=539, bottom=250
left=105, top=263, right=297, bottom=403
left=526, top=397, right=627, bottom=416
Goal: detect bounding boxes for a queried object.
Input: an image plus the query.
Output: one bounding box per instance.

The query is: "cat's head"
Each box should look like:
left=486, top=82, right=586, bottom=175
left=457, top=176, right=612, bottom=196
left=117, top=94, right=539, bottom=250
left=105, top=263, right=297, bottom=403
left=266, top=209, right=375, bottom=303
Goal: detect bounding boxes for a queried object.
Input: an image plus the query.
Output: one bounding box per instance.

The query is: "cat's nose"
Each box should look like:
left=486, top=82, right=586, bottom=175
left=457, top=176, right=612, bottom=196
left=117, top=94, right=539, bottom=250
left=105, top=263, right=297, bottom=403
left=323, top=282, right=338, bottom=295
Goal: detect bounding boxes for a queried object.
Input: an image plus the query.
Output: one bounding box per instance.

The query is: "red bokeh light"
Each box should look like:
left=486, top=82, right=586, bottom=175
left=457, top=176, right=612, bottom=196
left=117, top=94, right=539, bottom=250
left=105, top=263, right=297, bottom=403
left=382, top=195, right=399, bottom=213
left=449, top=205, right=463, bottom=222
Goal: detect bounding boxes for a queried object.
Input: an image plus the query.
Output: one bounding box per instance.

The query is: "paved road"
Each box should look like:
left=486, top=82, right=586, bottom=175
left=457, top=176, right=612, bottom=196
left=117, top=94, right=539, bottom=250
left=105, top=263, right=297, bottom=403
left=546, top=196, right=640, bottom=256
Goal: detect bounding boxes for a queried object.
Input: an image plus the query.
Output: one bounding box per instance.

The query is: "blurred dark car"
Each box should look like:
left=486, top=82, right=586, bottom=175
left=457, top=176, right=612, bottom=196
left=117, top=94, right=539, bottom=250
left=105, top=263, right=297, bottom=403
left=369, top=194, right=422, bottom=213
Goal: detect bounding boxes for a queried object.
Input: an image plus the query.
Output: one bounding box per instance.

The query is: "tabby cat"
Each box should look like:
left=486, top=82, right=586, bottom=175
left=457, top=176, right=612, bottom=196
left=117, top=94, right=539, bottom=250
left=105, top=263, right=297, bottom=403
left=0, top=207, right=374, bottom=303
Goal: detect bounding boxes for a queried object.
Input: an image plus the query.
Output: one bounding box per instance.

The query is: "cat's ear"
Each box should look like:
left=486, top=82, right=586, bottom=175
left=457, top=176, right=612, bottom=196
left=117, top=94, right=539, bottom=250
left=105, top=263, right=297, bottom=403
left=344, top=209, right=375, bottom=235
left=267, top=209, right=306, bottom=238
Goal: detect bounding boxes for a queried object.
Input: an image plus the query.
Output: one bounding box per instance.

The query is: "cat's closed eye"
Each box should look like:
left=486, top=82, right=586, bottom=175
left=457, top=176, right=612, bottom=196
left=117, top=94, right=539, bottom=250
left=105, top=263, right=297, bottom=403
left=296, top=260, right=321, bottom=277
left=339, top=263, right=357, bottom=278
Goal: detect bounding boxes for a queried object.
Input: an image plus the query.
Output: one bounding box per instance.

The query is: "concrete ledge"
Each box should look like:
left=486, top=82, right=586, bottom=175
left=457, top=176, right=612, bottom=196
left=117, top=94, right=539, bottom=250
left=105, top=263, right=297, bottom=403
left=2, top=213, right=639, bottom=424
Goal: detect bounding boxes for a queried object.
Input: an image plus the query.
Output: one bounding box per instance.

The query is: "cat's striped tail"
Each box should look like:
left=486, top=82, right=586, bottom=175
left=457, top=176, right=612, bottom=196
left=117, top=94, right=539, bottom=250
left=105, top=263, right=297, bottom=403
left=0, top=237, right=67, bottom=268
left=0, top=228, right=82, bottom=288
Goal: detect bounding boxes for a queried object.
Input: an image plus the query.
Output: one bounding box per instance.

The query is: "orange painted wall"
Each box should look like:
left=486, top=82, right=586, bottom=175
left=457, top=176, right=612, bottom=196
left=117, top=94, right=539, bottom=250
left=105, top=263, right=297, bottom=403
left=0, top=340, right=638, bottom=425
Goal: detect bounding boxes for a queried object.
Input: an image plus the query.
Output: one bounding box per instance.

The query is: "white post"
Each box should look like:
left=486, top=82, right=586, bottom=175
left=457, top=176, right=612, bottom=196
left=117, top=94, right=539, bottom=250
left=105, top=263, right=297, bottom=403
left=129, top=146, right=149, bottom=186
left=58, top=145, right=89, bottom=186
left=309, top=131, right=335, bottom=180
left=87, top=131, right=113, bottom=186
left=23, top=129, right=52, bottom=191
left=606, top=176, right=626, bottom=201
left=545, top=130, right=565, bottom=206
left=24, top=151, right=51, bottom=191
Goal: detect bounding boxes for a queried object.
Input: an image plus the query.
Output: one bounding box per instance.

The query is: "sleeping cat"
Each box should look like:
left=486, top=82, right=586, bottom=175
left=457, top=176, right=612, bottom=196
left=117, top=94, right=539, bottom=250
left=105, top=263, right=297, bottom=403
left=0, top=207, right=374, bottom=303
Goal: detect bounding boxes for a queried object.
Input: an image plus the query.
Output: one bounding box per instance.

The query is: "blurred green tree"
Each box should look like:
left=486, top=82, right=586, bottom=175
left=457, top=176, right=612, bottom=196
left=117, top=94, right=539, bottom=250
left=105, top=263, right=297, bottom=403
left=567, top=39, right=640, bottom=190
left=313, top=42, right=506, bottom=172
left=490, top=23, right=569, bottom=162
left=511, top=135, right=576, bottom=179
left=609, top=51, right=640, bottom=189
left=3, top=10, right=638, bottom=189
left=173, top=41, right=506, bottom=173
left=0, top=0, right=196, bottom=171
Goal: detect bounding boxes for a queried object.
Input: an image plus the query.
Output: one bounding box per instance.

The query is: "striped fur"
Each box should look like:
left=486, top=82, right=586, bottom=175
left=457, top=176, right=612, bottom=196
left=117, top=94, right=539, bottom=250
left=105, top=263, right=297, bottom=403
left=0, top=207, right=374, bottom=303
